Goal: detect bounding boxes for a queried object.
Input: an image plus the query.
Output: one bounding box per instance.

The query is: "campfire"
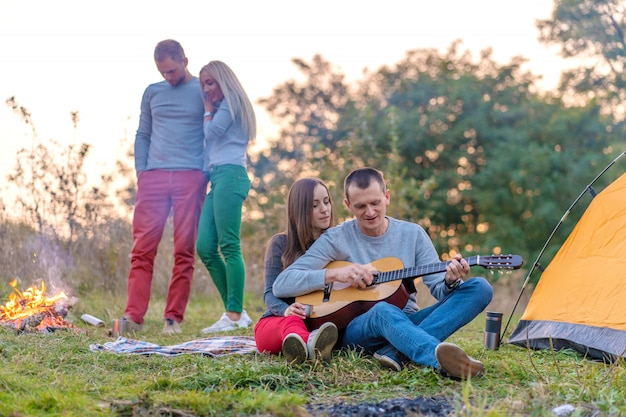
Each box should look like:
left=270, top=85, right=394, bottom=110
left=0, top=279, right=78, bottom=333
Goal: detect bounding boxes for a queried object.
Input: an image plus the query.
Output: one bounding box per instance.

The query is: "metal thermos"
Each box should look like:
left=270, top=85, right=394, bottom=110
left=112, top=318, right=127, bottom=335
left=484, top=311, right=503, bottom=350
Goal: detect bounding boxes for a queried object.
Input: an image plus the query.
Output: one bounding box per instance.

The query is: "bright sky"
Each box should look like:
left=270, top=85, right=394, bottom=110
left=0, top=0, right=567, bottom=196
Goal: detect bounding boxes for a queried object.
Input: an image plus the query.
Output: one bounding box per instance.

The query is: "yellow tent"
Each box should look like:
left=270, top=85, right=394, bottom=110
left=508, top=172, right=626, bottom=361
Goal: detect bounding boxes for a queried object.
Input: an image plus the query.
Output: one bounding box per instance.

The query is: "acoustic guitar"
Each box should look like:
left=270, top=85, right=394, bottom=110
left=296, top=254, right=523, bottom=330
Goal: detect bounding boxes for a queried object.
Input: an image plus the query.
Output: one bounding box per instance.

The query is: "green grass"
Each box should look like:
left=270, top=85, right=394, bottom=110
left=0, top=292, right=625, bottom=417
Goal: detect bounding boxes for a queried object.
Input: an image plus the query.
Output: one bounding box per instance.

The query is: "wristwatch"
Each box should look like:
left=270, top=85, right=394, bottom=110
left=204, top=111, right=213, bottom=117
left=444, top=278, right=461, bottom=290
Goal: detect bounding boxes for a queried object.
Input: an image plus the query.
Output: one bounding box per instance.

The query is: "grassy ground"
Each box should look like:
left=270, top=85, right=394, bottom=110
left=0, top=291, right=625, bottom=417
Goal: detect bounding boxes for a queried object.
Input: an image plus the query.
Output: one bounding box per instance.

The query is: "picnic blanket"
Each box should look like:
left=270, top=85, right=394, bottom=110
left=89, top=336, right=257, bottom=357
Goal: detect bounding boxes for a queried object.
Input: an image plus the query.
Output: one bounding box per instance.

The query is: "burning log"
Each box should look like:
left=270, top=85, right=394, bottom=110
left=0, top=279, right=78, bottom=333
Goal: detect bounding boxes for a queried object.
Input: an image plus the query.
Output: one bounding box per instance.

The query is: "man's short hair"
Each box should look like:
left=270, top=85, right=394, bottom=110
left=344, top=167, right=386, bottom=201
left=154, top=39, right=185, bottom=63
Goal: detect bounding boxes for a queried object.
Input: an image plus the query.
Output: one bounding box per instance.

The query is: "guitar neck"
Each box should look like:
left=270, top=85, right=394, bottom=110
left=375, top=255, right=480, bottom=284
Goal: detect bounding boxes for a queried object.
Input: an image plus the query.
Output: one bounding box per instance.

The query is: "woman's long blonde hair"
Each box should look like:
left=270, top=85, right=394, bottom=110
left=199, top=60, right=256, bottom=141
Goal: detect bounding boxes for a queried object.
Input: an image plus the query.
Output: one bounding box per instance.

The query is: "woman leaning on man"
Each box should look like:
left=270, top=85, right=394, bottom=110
left=254, top=178, right=338, bottom=363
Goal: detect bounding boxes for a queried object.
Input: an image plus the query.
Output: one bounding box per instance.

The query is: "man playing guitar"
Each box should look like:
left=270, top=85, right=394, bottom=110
left=273, top=167, right=495, bottom=379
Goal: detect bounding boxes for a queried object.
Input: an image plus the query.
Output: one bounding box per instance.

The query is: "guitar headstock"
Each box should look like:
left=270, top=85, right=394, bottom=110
left=477, top=254, right=523, bottom=270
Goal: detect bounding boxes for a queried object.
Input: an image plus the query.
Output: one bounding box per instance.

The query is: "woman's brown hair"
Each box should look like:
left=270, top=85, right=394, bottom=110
left=281, top=178, right=334, bottom=268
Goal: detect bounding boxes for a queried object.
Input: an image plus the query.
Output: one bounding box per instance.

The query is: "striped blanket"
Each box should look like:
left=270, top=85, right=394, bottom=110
left=89, top=336, right=257, bottom=357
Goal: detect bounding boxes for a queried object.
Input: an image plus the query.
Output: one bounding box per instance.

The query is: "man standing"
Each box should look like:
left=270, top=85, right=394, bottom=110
left=273, top=167, right=493, bottom=379
left=122, top=39, right=206, bottom=334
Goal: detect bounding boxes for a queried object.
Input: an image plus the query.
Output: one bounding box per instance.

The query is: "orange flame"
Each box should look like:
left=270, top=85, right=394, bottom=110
left=0, top=279, right=74, bottom=331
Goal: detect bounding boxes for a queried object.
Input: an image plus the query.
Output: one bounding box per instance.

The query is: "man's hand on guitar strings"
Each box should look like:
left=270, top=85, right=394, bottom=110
left=331, top=265, right=375, bottom=289
left=444, top=253, right=470, bottom=287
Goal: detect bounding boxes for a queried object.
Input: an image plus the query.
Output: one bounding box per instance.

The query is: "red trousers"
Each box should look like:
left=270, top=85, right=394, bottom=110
left=124, top=170, right=207, bottom=324
left=254, top=315, right=311, bottom=354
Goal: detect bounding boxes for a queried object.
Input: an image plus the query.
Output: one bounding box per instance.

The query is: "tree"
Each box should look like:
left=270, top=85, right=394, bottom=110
left=254, top=43, right=617, bottom=265
left=250, top=55, right=354, bottom=227
left=5, top=97, right=113, bottom=241
left=537, top=0, right=626, bottom=119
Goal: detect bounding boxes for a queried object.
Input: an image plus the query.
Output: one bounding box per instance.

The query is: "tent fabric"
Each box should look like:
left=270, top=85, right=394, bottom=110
left=508, top=172, right=626, bottom=361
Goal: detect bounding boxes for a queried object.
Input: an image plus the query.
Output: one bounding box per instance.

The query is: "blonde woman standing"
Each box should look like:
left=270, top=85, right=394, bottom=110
left=196, top=61, right=256, bottom=333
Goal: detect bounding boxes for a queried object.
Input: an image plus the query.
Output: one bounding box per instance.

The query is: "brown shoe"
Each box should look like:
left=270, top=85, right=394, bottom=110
left=163, top=318, right=182, bottom=334
left=435, top=342, right=484, bottom=379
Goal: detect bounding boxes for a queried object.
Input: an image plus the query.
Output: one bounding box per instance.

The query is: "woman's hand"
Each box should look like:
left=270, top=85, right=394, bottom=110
left=201, top=93, right=216, bottom=115
left=284, top=302, right=307, bottom=319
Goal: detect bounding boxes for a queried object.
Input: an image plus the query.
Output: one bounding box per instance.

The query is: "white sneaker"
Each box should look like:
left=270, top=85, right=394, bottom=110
left=238, top=310, right=253, bottom=327
left=201, top=313, right=236, bottom=333
left=201, top=311, right=252, bottom=333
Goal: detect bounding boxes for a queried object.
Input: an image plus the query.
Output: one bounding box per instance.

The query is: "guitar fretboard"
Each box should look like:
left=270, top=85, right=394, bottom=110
left=374, top=256, right=481, bottom=284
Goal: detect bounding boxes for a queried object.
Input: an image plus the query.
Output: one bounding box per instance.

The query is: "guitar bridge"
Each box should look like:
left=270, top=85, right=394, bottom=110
left=323, top=283, right=333, bottom=302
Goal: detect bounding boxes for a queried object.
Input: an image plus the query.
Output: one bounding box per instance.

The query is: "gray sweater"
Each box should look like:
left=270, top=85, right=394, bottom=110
left=203, top=99, right=249, bottom=171
left=273, top=217, right=454, bottom=305
left=259, top=233, right=293, bottom=319
left=134, top=77, right=204, bottom=174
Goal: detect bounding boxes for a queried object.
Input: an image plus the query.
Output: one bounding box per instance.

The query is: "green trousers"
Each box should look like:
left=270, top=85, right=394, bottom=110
left=196, top=164, right=251, bottom=312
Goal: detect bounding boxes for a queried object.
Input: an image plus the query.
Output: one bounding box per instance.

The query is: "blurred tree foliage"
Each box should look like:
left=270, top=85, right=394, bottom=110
left=537, top=0, right=626, bottom=120
left=252, top=42, right=620, bottom=270
left=2, top=97, right=132, bottom=294
left=2, top=32, right=624, bottom=295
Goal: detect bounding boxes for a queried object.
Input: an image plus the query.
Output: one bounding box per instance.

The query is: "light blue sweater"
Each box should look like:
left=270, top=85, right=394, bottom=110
left=273, top=217, right=455, bottom=307
left=134, top=77, right=204, bottom=173
left=202, top=99, right=249, bottom=172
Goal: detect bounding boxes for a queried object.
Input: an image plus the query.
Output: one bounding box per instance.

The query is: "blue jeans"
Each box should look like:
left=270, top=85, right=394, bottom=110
left=340, top=277, right=493, bottom=368
left=196, top=164, right=251, bottom=312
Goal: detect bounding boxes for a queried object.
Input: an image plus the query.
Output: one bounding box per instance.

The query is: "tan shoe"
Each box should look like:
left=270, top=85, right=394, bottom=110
left=163, top=319, right=182, bottom=334
left=435, top=342, right=484, bottom=379
left=282, top=333, right=308, bottom=364
left=307, top=322, right=338, bottom=362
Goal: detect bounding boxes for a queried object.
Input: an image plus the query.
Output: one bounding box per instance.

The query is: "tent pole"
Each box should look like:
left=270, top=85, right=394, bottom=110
left=502, top=151, right=626, bottom=339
